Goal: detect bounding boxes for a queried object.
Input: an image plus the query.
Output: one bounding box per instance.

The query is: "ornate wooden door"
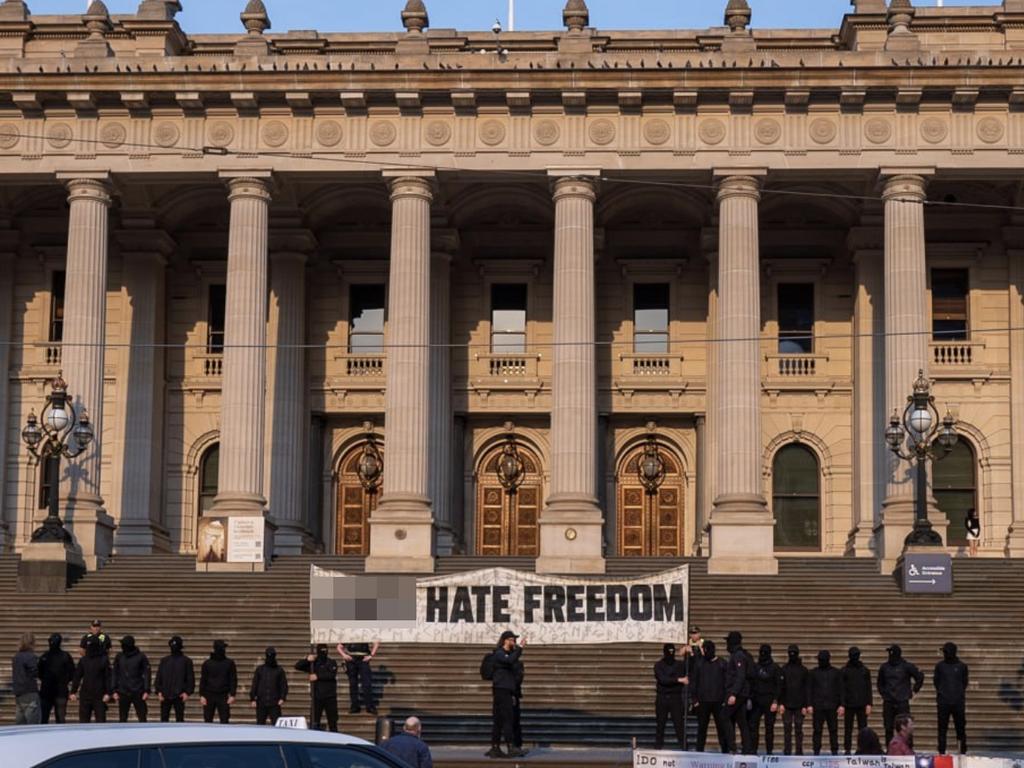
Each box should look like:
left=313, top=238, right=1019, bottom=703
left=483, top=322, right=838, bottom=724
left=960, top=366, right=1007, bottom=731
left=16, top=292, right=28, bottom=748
left=617, top=449, right=684, bottom=557
left=335, top=443, right=381, bottom=555
left=476, top=445, right=542, bottom=557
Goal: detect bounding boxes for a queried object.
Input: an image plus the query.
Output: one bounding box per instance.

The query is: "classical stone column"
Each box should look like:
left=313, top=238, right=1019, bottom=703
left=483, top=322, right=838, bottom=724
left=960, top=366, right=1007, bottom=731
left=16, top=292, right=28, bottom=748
left=206, top=172, right=273, bottom=571
left=707, top=171, right=777, bottom=575
left=0, top=250, right=13, bottom=549
left=366, top=172, right=436, bottom=573
left=267, top=249, right=311, bottom=556
left=430, top=243, right=457, bottom=555
left=693, top=414, right=707, bottom=556
left=699, top=227, right=719, bottom=557
left=58, top=174, right=115, bottom=570
left=538, top=170, right=605, bottom=575
left=877, top=171, right=938, bottom=567
left=115, top=233, right=174, bottom=554
left=1007, top=246, right=1024, bottom=555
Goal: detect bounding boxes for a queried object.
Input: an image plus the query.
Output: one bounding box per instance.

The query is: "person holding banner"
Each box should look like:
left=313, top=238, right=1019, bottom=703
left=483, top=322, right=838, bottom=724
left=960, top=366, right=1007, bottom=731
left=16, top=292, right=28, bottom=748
left=487, top=630, right=526, bottom=759
left=807, top=650, right=843, bottom=756
left=692, top=640, right=732, bottom=753
left=654, top=643, right=689, bottom=750
left=749, top=644, right=783, bottom=755
left=779, top=644, right=810, bottom=755
left=296, top=644, right=339, bottom=732
left=724, top=631, right=754, bottom=754
left=877, top=645, right=924, bottom=746
left=841, top=647, right=872, bottom=755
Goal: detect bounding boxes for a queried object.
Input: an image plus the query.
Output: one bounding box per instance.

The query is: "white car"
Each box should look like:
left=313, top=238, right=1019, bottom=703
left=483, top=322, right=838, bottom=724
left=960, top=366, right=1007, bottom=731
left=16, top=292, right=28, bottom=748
left=0, top=723, right=413, bottom=768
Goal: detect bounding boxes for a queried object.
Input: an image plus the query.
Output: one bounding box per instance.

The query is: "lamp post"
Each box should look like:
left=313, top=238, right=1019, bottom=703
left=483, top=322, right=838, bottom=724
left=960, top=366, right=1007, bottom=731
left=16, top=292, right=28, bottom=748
left=20, top=372, right=94, bottom=544
left=884, top=369, right=959, bottom=547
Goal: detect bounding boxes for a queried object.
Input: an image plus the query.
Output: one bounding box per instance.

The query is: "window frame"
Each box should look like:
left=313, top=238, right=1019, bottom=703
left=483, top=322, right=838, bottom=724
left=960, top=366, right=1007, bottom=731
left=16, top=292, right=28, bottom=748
left=199, top=443, right=220, bottom=517
left=775, top=282, right=816, bottom=355
left=206, top=282, right=227, bottom=355
left=38, top=747, right=142, bottom=768
left=932, top=440, right=978, bottom=548
left=929, top=266, right=970, bottom=343
left=631, top=282, right=671, bottom=355
left=156, top=742, right=288, bottom=768
left=48, top=269, right=66, bottom=344
left=489, top=282, right=529, bottom=354
left=347, top=282, right=388, bottom=355
left=771, top=443, right=823, bottom=553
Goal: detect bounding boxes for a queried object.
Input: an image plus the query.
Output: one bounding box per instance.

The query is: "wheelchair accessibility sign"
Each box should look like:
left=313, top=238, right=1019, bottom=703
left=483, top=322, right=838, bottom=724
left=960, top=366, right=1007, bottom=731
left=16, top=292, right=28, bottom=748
left=902, top=553, right=953, bottom=594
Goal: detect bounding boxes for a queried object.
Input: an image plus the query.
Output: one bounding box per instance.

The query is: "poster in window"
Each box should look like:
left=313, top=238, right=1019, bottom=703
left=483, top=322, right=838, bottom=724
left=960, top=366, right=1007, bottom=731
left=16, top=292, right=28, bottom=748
left=227, top=516, right=265, bottom=564
left=197, top=518, right=228, bottom=564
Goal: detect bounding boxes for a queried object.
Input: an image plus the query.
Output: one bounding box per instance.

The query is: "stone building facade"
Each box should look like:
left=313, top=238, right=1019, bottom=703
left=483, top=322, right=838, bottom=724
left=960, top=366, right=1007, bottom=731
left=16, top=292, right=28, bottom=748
left=1, top=0, right=1024, bottom=574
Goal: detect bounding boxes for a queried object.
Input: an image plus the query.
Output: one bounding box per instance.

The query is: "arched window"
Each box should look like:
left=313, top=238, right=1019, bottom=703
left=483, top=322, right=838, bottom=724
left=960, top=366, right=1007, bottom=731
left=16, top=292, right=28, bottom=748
left=199, top=444, right=219, bottom=516
left=933, top=441, right=977, bottom=547
left=772, top=444, right=821, bottom=551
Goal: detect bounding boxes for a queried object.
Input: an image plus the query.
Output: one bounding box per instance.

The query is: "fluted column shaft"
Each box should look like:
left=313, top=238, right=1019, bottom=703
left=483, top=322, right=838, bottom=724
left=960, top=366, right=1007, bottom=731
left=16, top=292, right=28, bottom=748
left=430, top=251, right=456, bottom=553
left=214, top=176, right=271, bottom=514
left=1008, top=248, right=1024, bottom=554
left=0, top=252, right=12, bottom=547
left=882, top=175, right=930, bottom=502
left=60, top=178, right=112, bottom=536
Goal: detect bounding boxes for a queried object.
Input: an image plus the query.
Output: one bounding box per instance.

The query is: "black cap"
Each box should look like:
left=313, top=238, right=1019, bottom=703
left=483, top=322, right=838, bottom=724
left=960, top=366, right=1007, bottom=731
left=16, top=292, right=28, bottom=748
left=726, top=630, right=743, bottom=646
left=91, top=619, right=102, bottom=627
left=499, top=630, right=519, bottom=643
left=689, top=624, right=701, bottom=634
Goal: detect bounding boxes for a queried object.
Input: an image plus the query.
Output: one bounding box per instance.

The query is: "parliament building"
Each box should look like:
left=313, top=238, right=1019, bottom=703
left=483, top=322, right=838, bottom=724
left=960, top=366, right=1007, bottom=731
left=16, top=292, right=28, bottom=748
left=2, top=0, right=1024, bottom=577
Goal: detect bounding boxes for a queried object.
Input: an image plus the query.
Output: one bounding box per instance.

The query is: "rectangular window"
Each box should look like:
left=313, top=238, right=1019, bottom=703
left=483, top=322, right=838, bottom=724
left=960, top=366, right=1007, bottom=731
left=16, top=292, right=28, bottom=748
left=349, top=284, right=386, bottom=353
left=491, top=284, right=528, bottom=353
left=777, top=283, right=814, bottom=354
left=932, top=268, right=969, bottom=342
left=49, top=271, right=66, bottom=343
left=207, top=284, right=226, bottom=354
left=633, top=284, right=670, bottom=354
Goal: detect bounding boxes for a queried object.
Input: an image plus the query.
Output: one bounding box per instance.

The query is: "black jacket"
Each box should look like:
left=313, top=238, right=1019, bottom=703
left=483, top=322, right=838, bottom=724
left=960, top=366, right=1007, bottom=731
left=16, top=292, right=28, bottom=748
left=296, top=655, right=338, bottom=700
left=654, top=657, right=688, bottom=697
left=201, top=655, right=239, bottom=698
left=489, top=647, right=522, bottom=692
left=934, top=659, right=969, bottom=706
left=250, top=664, right=289, bottom=705
left=39, top=648, right=75, bottom=700
left=877, top=660, right=924, bottom=704
left=752, top=661, right=783, bottom=703
left=842, top=662, right=873, bottom=709
left=156, top=653, right=195, bottom=699
left=72, top=655, right=112, bottom=701
left=780, top=661, right=810, bottom=709
left=12, top=651, right=39, bottom=697
left=726, top=648, right=753, bottom=699
left=112, top=649, right=151, bottom=696
left=693, top=656, right=728, bottom=704
left=808, top=665, right=843, bottom=710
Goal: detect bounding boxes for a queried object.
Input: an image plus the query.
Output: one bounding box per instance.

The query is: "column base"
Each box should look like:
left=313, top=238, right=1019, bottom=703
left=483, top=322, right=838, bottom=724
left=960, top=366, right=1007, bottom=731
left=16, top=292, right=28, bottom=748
left=1006, top=524, right=1024, bottom=557
left=64, top=495, right=116, bottom=571
left=199, top=493, right=274, bottom=572
left=364, top=493, right=435, bottom=574
left=114, top=521, right=172, bottom=555
left=536, top=495, right=606, bottom=575
left=707, top=494, right=778, bottom=575
left=845, top=524, right=877, bottom=558
left=435, top=524, right=459, bottom=557
left=876, top=495, right=948, bottom=572
left=272, top=522, right=317, bottom=557
left=18, top=541, right=87, bottom=592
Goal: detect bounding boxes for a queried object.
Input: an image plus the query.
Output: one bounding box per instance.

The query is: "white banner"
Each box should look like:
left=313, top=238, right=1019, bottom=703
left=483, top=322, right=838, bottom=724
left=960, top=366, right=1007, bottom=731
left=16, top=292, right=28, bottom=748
left=310, top=564, right=688, bottom=645
left=633, top=754, right=917, bottom=768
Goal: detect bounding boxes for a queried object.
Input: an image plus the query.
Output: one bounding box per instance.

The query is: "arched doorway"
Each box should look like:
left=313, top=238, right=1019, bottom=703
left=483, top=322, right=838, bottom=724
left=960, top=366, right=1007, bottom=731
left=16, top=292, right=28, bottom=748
left=617, top=445, right=685, bottom=557
left=933, top=440, right=977, bottom=548
left=475, top=442, right=543, bottom=557
left=772, top=444, right=821, bottom=551
left=335, top=441, right=383, bottom=555
left=198, top=443, right=219, bottom=516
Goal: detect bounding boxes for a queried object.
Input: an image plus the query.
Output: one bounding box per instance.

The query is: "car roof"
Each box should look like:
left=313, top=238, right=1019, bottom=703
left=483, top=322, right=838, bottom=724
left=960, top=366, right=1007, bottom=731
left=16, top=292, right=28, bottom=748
left=0, top=724, right=372, bottom=766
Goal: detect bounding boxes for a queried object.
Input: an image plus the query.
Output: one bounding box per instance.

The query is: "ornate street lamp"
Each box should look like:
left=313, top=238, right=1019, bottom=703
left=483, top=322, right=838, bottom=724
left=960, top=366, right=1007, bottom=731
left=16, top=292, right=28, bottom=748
left=638, top=422, right=667, bottom=496
left=884, top=369, right=959, bottom=547
left=21, top=372, right=94, bottom=543
left=495, top=422, right=526, bottom=495
left=355, top=422, right=383, bottom=493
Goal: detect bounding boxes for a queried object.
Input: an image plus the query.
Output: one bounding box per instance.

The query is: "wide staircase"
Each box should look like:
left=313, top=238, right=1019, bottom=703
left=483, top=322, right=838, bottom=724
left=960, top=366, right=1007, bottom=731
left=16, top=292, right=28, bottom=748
left=1, top=554, right=1022, bottom=756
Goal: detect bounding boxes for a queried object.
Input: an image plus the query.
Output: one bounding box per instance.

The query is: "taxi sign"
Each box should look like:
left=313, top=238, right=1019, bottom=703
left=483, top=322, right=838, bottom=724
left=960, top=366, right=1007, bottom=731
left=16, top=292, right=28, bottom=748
left=275, top=716, right=309, bottom=730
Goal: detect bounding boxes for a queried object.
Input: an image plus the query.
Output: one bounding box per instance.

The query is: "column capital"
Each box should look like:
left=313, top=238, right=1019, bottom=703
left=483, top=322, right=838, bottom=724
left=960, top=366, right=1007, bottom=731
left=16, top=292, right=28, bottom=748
left=59, top=174, right=112, bottom=207
left=715, top=172, right=764, bottom=203
left=222, top=173, right=273, bottom=203
left=386, top=173, right=434, bottom=203
left=550, top=172, right=598, bottom=203
left=269, top=227, right=317, bottom=256
left=880, top=171, right=931, bottom=203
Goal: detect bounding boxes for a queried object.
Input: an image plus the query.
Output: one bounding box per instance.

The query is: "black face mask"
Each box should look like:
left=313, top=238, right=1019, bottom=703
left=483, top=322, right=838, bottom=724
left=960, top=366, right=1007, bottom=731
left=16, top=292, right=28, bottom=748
left=704, top=641, right=717, bottom=660
left=316, top=645, right=329, bottom=659
left=848, top=648, right=861, bottom=665
left=121, top=637, right=136, bottom=655
left=212, top=642, right=227, bottom=660
left=169, top=638, right=184, bottom=654
left=48, top=634, right=63, bottom=652
left=888, top=647, right=902, bottom=664
left=265, top=651, right=277, bottom=666
left=818, top=651, right=831, bottom=669
left=788, top=648, right=800, bottom=664
left=759, top=645, right=772, bottom=665
left=942, top=643, right=958, bottom=663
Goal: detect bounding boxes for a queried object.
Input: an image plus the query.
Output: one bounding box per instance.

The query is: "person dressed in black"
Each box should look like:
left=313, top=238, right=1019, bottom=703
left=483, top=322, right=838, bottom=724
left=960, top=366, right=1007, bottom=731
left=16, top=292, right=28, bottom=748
left=200, top=640, right=237, bottom=724
left=654, top=643, right=688, bottom=751
left=808, top=650, right=843, bottom=756
left=877, top=644, right=923, bottom=746
left=38, top=633, right=75, bottom=724
left=79, top=619, right=112, bottom=658
left=156, top=635, right=195, bottom=722
left=512, top=649, right=525, bottom=750
left=692, top=640, right=731, bottom=753
left=250, top=647, right=288, bottom=726
left=934, top=642, right=969, bottom=755
left=779, top=644, right=810, bottom=756
left=296, top=644, right=339, bottom=732
left=841, top=647, right=872, bottom=755
left=749, top=644, right=782, bottom=755
left=487, top=630, right=526, bottom=759
left=724, top=631, right=753, bottom=754
left=113, top=636, right=150, bottom=723
left=337, top=641, right=378, bottom=715
left=71, top=635, right=112, bottom=723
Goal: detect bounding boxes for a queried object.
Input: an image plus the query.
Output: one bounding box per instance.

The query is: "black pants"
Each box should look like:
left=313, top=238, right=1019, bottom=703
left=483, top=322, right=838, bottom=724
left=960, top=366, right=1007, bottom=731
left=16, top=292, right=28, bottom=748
left=78, top=698, right=107, bottom=723
left=41, top=696, right=68, bottom=724
left=844, top=706, right=868, bottom=754
left=492, top=688, right=516, bottom=746
left=696, top=702, right=731, bottom=753
left=937, top=700, right=967, bottom=754
left=812, top=708, right=839, bottom=755
left=256, top=703, right=282, bottom=726
left=313, top=696, right=338, bottom=732
left=513, top=693, right=523, bottom=748
left=118, top=692, right=148, bottom=723
left=783, top=708, right=805, bottom=755
left=655, top=693, right=686, bottom=750
left=883, top=700, right=910, bottom=746
left=203, top=693, right=231, bottom=724
left=160, top=697, right=186, bottom=723
left=749, top=698, right=777, bottom=754
left=346, top=659, right=374, bottom=710
left=724, top=697, right=750, bottom=753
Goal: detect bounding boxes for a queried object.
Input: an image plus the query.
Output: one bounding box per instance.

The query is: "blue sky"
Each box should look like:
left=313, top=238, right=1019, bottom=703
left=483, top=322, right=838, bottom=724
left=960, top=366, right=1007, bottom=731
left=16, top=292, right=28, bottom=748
left=36, top=1, right=999, bottom=33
